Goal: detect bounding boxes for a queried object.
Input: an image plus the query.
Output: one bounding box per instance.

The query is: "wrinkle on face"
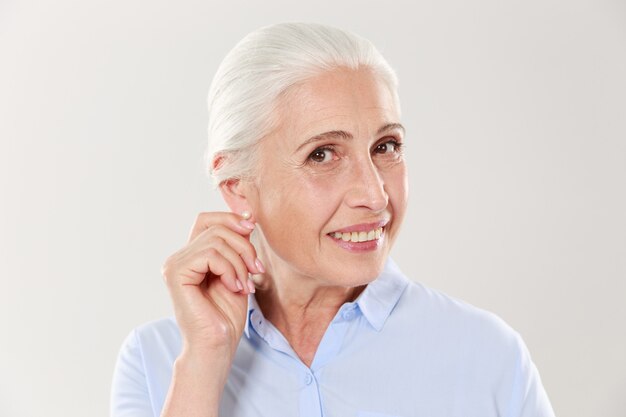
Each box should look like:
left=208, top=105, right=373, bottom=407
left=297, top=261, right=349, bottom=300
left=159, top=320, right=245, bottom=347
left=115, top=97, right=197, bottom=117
left=241, top=66, right=406, bottom=294
left=237, top=67, right=407, bottom=363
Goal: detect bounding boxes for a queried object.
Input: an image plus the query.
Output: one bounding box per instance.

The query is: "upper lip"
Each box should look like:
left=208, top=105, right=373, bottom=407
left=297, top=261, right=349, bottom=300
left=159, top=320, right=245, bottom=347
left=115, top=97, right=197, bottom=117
left=328, top=219, right=389, bottom=234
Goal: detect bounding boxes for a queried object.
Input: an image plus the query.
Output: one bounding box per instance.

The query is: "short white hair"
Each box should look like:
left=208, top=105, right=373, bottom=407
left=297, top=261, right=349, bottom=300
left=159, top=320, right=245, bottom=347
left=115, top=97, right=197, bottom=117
left=204, top=22, right=400, bottom=187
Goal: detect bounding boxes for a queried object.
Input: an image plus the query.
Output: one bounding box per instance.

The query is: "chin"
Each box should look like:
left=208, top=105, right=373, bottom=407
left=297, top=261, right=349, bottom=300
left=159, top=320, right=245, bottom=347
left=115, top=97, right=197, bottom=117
left=319, top=257, right=387, bottom=288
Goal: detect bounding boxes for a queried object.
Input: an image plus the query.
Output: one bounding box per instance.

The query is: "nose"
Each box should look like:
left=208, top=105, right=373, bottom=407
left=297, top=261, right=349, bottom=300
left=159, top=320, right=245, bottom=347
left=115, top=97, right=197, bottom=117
left=345, top=156, right=388, bottom=212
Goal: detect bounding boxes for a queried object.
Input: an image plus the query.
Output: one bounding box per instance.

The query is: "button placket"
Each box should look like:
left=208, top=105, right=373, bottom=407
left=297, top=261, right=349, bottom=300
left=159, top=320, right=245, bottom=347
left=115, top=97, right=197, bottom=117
left=299, top=369, right=322, bottom=417
left=304, top=373, right=313, bottom=385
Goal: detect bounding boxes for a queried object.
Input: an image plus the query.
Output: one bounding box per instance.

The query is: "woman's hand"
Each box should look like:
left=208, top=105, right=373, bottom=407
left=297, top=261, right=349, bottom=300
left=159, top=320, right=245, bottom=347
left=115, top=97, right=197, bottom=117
left=159, top=212, right=263, bottom=417
left=160, top=212, right=263, bottom=356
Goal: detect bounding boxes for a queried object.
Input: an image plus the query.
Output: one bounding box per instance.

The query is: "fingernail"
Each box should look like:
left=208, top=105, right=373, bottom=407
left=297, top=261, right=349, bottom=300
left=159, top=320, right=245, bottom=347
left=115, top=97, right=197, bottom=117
left=235, top=280, right=243, bottom=291
left=255, top=258, right=265, bottom=273
left=239, top=219, right=255, bottom=230
left=247, top=279, right=256, bottom=293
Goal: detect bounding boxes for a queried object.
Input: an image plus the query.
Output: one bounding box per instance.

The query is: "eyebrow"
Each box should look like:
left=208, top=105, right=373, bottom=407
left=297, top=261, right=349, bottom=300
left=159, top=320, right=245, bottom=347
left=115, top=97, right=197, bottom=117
left=295, top=122, right=406, bottom=153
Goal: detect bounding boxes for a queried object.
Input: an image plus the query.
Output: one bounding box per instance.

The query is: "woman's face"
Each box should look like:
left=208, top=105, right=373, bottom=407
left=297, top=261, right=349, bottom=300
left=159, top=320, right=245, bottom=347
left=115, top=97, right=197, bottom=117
left=244, top=67, right=408, bottom=287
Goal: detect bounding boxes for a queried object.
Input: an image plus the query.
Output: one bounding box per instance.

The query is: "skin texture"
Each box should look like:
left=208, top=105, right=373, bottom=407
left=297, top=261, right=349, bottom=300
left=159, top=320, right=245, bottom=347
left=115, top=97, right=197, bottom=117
left=227, top=67, right=408, bottom=365
left=160, top=67, right=408, bottom=416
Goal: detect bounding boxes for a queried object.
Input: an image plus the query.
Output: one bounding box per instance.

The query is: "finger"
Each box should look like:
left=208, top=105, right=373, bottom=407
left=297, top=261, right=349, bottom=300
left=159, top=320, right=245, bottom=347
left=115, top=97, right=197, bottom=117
left=204, top=249, right=243, bottom=293
left=203, top=226, right=261, bottom=275
left=211, top=239, right=253, bottom=294
left=187, top=212, right=256, bottom=244
left=171, top=224, right=261, bottom=288
left=165, top=245, right=241, bottom=293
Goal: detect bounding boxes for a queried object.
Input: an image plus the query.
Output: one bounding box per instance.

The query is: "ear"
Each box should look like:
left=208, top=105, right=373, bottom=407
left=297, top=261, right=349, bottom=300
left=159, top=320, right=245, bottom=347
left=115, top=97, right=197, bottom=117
left=219, top=178, right=256, bottom=221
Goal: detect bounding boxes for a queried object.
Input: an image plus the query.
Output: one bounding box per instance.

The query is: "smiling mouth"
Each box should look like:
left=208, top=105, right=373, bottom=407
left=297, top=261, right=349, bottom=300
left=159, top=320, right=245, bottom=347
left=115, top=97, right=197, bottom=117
left=328, top=226, right=384, bottom=243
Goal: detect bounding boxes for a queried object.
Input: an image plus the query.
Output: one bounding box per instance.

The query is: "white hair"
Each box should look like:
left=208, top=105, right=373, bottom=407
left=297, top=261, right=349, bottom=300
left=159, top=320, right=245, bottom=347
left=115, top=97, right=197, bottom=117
left=204, top=22, right=400, bottom=187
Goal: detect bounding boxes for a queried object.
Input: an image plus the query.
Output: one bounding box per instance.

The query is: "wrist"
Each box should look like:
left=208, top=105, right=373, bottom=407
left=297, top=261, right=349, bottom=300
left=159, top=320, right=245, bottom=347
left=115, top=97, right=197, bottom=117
left=161, top=351, right=232, bottom=417
left=175, top=346, right=233, bottom=383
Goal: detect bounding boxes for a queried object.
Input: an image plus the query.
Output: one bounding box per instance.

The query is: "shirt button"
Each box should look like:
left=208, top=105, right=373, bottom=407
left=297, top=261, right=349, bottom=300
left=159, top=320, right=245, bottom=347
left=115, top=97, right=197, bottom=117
left=342, top=310, right=355, bottom=320
left=304, top=373, right=313, bottom=385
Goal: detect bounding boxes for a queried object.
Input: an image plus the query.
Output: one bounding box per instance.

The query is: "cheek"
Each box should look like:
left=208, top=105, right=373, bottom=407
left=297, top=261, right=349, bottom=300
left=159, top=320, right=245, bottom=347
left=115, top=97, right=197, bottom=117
left=384, top=163, right=409, bottom=212
left=256, top=172, right=342, bottom=244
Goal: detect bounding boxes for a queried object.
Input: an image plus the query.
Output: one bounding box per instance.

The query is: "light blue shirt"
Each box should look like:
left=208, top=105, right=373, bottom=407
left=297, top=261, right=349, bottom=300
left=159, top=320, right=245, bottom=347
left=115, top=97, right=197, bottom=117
left=111, top=259, right=555, bottom=417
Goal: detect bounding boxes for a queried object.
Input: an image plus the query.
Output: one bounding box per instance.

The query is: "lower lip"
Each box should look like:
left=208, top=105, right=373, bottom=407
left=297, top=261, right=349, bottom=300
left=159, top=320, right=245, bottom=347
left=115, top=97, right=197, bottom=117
left=327, top=231, right=385, bottom=253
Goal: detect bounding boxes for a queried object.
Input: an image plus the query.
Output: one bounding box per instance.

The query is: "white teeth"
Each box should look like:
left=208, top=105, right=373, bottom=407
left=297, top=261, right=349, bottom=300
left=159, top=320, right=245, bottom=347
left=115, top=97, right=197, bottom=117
left=331, top=227, right=384, bottom=242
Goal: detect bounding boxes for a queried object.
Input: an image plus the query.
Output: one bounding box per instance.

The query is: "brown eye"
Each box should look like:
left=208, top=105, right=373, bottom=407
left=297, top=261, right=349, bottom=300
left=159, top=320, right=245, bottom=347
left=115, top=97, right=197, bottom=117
left=308, top=148, right=334, bottom=163
left=374, top=140, right=400, bottom=154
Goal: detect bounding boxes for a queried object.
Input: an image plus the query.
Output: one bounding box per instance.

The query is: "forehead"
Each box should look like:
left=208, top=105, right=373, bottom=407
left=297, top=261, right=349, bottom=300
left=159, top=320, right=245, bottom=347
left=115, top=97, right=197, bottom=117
left=272, top=68, right=400, bottom=144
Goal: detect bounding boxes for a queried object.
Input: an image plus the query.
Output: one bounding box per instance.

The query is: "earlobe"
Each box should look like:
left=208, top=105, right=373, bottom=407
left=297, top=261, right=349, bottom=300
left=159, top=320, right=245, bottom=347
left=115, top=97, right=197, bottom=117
left=219, top=179, right=255, bottom=221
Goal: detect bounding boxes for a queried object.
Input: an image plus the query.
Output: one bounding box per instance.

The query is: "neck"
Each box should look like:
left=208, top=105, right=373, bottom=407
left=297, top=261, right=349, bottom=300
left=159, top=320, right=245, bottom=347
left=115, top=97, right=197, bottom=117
left=255, top=276, right=365, bottom=327
left=252, top=248, right=365, bottom=367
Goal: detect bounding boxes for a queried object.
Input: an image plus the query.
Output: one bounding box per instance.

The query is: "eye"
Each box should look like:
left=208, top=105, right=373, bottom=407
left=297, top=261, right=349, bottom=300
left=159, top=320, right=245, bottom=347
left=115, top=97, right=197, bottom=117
left=374, top=139, right=402, bottom=155
left=308, top=147, right=335, bottom=164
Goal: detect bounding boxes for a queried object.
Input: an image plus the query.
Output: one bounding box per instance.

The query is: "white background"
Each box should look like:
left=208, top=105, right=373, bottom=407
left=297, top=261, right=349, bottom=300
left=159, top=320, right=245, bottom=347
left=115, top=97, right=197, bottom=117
left=1, top=0, right=625, bottom=416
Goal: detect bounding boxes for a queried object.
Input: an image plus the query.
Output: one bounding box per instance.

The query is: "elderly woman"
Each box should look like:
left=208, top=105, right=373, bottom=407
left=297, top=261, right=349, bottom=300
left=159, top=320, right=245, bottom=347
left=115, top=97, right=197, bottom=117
left=111, top=23, right=554, bottom=417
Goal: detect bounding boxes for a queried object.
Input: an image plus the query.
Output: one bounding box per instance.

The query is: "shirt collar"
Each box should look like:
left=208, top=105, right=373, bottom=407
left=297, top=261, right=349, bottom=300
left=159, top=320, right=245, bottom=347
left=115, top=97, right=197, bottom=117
left=244, top=290, right=261, bottom=338
left=244, top=257, right=409, bottom=338
left=353, top=257, right=409, bottom=331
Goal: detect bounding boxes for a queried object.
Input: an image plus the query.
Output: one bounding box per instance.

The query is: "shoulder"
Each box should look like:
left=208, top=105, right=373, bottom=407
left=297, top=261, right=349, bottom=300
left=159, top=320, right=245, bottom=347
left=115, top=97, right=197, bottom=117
left=390, top=270, right=527, bottom=362
left=407, top=279, right=516, bottom=331
left=388, top=271, right=544, bottom=402
left=135, top=315, right=181, bottom=352
left=132, top=316, right=181, bottom=344
left=112, top=317, right=181, bottom=415
left=375, top=263, right=555, bottom=416
left=117, top=316, right=182, bottom=366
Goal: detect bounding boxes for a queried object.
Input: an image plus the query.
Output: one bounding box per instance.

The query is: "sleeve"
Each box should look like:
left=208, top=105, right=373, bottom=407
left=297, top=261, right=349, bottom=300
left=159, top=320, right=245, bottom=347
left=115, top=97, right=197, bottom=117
left=110, top=329, right=155, bottom=417
left=507, top=333, right=556, bottom=417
